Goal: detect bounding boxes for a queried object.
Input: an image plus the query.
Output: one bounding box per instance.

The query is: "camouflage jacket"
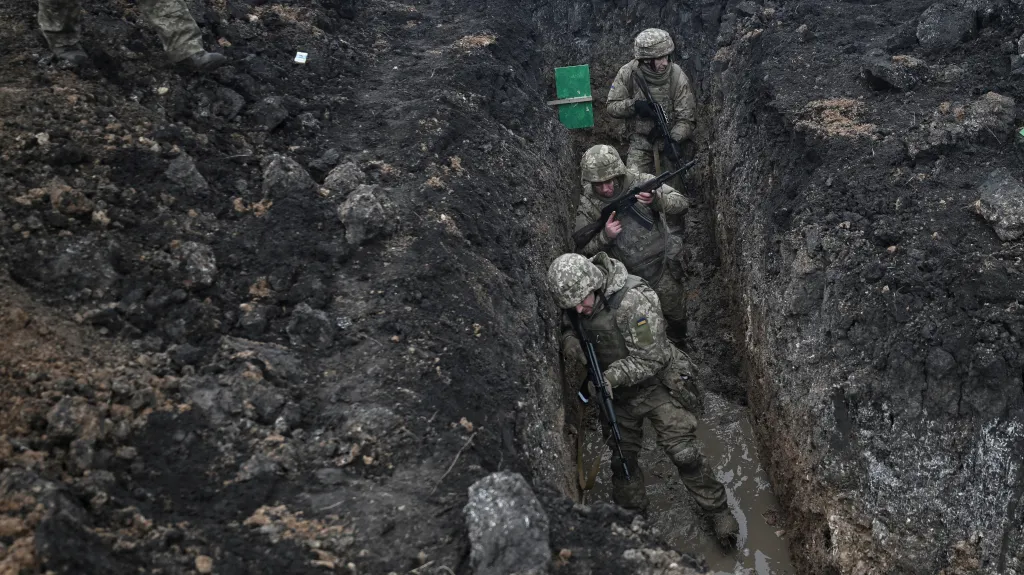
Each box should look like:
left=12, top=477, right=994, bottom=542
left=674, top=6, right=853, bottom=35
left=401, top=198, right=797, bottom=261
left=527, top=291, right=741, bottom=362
left=560, top=253, right=674, bottom=391
left=575, top=169, right=688, bottom=280
left=606, top=60, right=696, bottom=151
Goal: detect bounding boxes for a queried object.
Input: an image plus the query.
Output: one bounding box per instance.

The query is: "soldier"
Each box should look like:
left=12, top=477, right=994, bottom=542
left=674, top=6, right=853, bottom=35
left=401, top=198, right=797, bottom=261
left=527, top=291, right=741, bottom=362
left=607, top=28, right=696, bottom=175
left=575, top=144, right=688, bottom=343
left=547, top=251, right=739, bottom=548
left=38, top=0, right=227, bottom=71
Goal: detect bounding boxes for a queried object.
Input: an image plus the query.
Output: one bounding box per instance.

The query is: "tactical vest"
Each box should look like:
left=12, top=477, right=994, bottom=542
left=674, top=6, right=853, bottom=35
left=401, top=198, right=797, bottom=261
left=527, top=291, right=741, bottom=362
left=580, top=275, right=644, bottom=371
left=629, top=64, right=683, bottom=149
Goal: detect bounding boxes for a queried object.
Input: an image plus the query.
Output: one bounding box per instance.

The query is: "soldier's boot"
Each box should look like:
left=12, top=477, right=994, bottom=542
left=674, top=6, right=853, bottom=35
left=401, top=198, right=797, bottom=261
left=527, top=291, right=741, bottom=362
left=711, top=509, right=740, bottom=549
left=667, top=443, right=736, bottom=549
left=179, top=50, right=227, bottom=73
left=610, top=451, right=648, bottom=513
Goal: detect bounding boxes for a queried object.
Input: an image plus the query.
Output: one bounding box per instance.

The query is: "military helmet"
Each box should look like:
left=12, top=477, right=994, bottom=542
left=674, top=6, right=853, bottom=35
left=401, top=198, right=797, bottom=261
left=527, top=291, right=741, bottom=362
left=634, top=28, right=675, bottom=59
left=547, top=253, right=604, bottom=309
left=580, top=145, right=626, bottom=183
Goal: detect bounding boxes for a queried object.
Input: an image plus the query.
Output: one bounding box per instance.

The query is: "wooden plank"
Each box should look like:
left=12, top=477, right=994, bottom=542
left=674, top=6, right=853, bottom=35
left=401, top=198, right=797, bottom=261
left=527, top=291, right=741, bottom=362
left=546, top=96, right=594, bottom=106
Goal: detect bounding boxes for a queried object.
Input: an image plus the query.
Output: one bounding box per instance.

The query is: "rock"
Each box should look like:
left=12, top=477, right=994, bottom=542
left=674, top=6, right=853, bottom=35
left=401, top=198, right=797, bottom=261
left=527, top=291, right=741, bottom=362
left=323, top=162, right=366, bottom=197
left=219, top=337, right=304, bottom=383
left=48, top=178, right=94, bottom=216
left=862, top=50, right=928, bottom=91
left=735, top=1, right=759, bottom=17
left=168, top=343, right=205, bottom=366
left=165, top=153, right=209, bottom=194
left=195, top=555, right=214, bottom=574
left=796, top=24, right=814, bottom=43
left=251, top=96, right=289, bottom=131
left=262, top=154, right=315, bottom=198
left=46, top=397, right=103, bottom=442
left=174, top=241, right=218, bottom=288
left=338, top=185, right=387, bottom=246
left=464, top=472, right=550, bottom=575
left=1010, top=54, right=1024, bottom=76
left=885, top=20, right=920, bottom=52
left=237, top=303, right=271, bottom=337
left=309, top=148, right=341, bottom=173
left=214, top=87, right=246, bottom=121
left=69, top=438, right=96, bottom=472
left=911, top=92, right=1015, bottom=157
left=235, top=453, right=281, bottom=482
left=315, top=467, right=345, bottom=486
left=916, top=3, right=977, bottom=54
left=286, top=303, right=335, bottom=350
left=974, top=168, right=1024, bottom=241
left=249, top=385, right=286, bottom=424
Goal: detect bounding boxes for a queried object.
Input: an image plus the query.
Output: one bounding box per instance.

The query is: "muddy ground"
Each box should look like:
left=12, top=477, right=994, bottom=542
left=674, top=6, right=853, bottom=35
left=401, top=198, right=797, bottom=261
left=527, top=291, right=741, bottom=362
left=2, top=0, right=1023, bottom=574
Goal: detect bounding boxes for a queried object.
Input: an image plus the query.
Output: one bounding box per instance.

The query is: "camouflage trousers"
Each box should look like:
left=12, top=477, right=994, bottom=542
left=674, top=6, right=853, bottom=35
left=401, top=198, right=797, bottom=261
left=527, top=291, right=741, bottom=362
left=606, top=384, right=726, bottom=515
left=652, top=268, right=686, bottom=328
left=38, top=0, right=204, bottom=62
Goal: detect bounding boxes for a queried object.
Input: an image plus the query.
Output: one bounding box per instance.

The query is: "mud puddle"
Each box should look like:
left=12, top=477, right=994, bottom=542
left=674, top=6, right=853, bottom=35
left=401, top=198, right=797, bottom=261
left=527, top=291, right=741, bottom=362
left=585, top=392, right=795, bottom=574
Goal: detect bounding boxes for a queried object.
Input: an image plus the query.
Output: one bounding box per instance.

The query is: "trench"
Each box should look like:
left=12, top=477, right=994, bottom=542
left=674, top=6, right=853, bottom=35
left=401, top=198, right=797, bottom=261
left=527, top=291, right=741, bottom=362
left=529, top=3, right=806, bottom=573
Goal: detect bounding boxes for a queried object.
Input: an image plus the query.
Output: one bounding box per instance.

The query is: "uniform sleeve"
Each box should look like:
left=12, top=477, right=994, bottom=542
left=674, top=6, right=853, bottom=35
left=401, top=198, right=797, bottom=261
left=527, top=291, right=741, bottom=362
left=632, top=173, right=689, bottom=215
left=606, top=64, right=637, bottom=119
left=603, top=288, right=674, bottom=388
left=574, top=193, right=612, bottom=256
left=654, top=184, right=689, bottom=215
left=669, top=67, right=697, bottom=143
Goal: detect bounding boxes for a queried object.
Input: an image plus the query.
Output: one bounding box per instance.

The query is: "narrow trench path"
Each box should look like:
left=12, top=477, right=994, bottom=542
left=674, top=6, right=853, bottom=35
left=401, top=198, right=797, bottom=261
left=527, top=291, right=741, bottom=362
left=576, top=167, right=798, bottom=574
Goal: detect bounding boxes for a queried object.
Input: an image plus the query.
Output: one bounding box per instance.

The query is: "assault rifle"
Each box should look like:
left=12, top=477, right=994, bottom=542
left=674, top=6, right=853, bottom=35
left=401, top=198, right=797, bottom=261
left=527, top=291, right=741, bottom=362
left=572, top=158, right=697, bottom=251
left=569, top=310, right=630, bottom=481
left=634, top=72, right=681, bottom=163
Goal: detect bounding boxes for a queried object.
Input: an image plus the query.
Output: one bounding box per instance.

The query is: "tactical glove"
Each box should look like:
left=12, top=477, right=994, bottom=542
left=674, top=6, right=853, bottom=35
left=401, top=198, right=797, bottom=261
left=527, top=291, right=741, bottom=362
left=633, top=100, right=657, bottom=119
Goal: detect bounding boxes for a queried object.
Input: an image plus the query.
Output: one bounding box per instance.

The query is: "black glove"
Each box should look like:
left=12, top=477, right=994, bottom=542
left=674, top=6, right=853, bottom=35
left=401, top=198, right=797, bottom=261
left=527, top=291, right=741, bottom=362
left=663, top=138, right=682, bottom=162
left=633, top=100, right=657, bottom=119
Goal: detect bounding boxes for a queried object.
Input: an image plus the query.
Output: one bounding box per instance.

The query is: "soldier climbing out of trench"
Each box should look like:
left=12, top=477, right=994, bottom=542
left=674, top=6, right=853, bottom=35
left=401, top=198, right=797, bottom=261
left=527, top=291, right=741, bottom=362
left=547, top=252, right=740, bottom=548
left=574, top=144, right=690, bottom=344
left=607, top=28, right=697, bottom=174
left=37, top=0, right=227, bottom=72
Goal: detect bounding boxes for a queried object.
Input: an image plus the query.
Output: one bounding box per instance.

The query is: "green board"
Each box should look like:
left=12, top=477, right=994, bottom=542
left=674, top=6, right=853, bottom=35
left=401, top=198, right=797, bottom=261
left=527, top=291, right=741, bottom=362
left=554, top=65, right=594, bottom=129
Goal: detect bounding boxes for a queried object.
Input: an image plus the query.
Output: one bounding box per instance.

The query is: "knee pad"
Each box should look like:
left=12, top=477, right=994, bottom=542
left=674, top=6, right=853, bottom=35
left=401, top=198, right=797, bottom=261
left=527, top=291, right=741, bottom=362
left=667, top=444, right=702, bottom=472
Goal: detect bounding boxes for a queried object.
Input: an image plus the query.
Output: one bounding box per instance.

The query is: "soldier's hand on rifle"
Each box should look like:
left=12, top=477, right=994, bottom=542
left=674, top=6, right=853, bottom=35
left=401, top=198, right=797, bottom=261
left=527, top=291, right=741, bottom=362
left=604, top=211, right=622, bottom=240
left=633, top=100, right=657, bottom=119
left=636, top=192, right=654, bottom=205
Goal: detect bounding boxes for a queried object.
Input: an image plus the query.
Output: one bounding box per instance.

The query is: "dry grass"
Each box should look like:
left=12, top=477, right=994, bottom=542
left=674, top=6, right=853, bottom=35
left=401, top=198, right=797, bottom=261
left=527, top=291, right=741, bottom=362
left=796, top=98, right=877, bottom=138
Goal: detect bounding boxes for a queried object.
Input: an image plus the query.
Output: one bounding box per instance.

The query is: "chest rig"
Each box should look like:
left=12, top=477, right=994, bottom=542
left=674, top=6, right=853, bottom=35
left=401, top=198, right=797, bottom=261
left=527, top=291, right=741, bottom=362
left=580, top=276, right=645, bottom=371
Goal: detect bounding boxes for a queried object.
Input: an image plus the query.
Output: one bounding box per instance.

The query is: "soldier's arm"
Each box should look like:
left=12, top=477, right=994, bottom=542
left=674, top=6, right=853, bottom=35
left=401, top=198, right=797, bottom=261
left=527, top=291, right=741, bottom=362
left=574, top=195, right=612, bottom=256
left=603, top=288, right=674, bottom=388
left=654, top=184, right=689, bottom=215
left=606, top=65, right=637, bottom=119
left=634, top=173, right=689, bottom=215
left=669, top=67, right=697, bottom=143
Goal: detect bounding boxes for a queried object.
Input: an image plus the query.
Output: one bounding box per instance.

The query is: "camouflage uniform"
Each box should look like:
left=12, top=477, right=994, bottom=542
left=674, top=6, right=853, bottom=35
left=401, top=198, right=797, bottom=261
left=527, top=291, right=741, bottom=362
left=606, top=29, right=697, bottom=175
left=575, top=145, right=689, bottom=332
left=547, top=252, right=738, bottom=546
left=38, top=0, right=204, bottom=62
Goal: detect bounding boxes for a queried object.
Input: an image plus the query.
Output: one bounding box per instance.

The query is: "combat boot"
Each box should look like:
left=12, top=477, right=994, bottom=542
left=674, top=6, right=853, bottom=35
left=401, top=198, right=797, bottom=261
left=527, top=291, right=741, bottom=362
left=610, top=452, right=649, bottom=513
left=711, top=508, right=739, bottom=549
left=53, top=45, right=90, bottom=67
left=179, top=50, right=227, bottom=73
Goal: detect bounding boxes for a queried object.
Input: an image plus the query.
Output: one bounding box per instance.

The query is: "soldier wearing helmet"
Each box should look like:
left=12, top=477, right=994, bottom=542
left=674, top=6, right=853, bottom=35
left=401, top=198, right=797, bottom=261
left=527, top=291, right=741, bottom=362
left=606, top=28, right=697, bottom=174
left=575, top=144, right=689, bottom=342
left=546, top=252, right=740, bottom=549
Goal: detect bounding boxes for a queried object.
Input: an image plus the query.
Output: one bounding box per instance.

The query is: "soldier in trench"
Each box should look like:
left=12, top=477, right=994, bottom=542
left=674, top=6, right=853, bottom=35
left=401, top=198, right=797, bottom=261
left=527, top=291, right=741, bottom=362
left=574, top=144, right=689, bottom=344
left=606, top=28, right=697, bottom=175
left=37, top=0, right=227, bottom=71
left=547, top=251, right=740, bottom=548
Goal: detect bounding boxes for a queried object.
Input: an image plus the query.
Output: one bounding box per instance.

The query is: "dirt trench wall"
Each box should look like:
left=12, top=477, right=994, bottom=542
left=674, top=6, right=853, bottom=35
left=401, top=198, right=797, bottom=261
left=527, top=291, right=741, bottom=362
left=704, top=2, right=1024, bottom=574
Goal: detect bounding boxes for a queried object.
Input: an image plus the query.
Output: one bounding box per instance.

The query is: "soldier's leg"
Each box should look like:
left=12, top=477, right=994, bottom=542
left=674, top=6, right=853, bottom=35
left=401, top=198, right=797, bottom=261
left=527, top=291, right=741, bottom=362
left=625, top=145, right=655, bottom=176
left=604, top=403, right=649, bottom=512
left=653, top=271, right=687, bottom=344
left=137, top=0, right=204, bottom=62
left=38, top=0, right=82, bottom=52
left=647, top=389, right=738, bottom=546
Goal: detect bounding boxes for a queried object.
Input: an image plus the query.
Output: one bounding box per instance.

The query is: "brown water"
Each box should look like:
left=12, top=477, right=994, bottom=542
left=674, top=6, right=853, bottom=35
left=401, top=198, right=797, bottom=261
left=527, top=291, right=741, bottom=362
left=585, top=392, right=796, bottom=574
